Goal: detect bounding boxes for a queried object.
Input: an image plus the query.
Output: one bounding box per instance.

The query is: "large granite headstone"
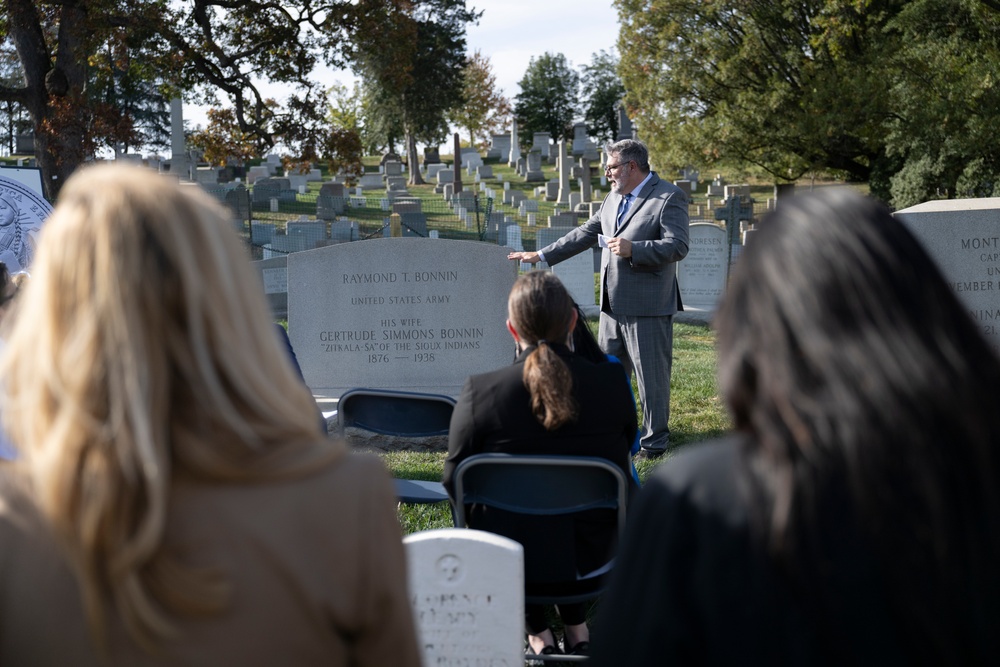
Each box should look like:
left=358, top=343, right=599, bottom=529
left=678, top=223, right=728, bottom=310
left=896, top=197, right=1000, bottom=354
left=288, top=238, right=517, bottom=396
left=405, top=529, right=524, bottom=667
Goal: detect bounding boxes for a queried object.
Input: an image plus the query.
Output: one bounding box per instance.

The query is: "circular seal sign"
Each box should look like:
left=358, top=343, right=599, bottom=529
left=0, top=175, right=51, bottom=273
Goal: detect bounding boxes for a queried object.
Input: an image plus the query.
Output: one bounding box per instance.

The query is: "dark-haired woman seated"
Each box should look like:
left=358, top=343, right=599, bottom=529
left=590, top=188, right=1000, bottom=666
left=444, top=271, right=638, bottom=657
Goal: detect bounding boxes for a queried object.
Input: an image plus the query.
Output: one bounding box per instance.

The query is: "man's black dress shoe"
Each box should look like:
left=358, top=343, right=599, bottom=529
left=635, top=447, right=666, bottom=461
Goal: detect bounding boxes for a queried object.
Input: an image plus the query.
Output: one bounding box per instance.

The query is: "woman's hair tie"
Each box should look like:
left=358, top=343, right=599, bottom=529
left=536, top=339, right=548, bottom=346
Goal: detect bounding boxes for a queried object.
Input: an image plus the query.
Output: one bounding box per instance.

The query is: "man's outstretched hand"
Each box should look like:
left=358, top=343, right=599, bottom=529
left=507, top=251, right=540, bottom=263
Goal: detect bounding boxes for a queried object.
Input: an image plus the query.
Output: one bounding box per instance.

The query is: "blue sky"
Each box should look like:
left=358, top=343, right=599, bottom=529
left=464, top=0, right=621, bottom=101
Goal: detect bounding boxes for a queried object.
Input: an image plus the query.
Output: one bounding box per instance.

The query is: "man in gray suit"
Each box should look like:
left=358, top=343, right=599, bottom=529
left=508, top=139, right=689, bottom=458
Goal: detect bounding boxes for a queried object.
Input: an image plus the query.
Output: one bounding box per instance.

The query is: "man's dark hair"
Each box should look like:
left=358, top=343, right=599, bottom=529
left=607, top=139, right=649, bottom=172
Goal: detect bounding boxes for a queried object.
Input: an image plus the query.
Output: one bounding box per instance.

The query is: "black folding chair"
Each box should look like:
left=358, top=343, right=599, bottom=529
left=338, top=388, right=456, bottom=504
left=451, top=453, right=629, bottom=662
left=337, top=387, right=456, bottom=437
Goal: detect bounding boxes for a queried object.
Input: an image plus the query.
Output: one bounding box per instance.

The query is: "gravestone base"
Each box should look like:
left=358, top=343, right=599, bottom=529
left=327, top=423, right=449, bottom=453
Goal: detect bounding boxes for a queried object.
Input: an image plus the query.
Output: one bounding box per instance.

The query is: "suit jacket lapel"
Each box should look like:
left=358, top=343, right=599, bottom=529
left=614, top=173, right=658, bottom=236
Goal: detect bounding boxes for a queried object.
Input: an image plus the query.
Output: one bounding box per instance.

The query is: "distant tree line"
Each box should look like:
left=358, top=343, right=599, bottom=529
left=513, top=50, right=626, bottom=149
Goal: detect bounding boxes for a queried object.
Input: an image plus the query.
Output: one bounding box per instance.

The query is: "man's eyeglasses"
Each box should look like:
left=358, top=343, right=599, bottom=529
left=605, top=161, right=629, bottom=173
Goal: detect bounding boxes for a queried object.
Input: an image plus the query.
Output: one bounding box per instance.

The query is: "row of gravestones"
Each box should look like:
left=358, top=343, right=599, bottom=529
left=486, top=122, right=602, bottom=163
left=251, top=230, right=723, bottom=395
left=250, top=192, right=1000, bottom=397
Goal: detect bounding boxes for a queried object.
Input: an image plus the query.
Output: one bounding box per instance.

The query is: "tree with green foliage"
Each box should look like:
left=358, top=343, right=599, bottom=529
left=0, top=0, right=389, bottom=199
left=0, top=39, right=29, bottom=156
left=189, top=107, right=264, bottom=167
left=449, top=50, right=511, bottom=149
left=615, top=0, right=1000, bottom=207
left=881, top=0, right=1000, bottom=207
left=616, top=0, right=891, bottom=187
left=580, top=49, right=625, bottom=146
left=514, top=52, right=579, bottom=143
left=352, top=0, right=479, bottom=185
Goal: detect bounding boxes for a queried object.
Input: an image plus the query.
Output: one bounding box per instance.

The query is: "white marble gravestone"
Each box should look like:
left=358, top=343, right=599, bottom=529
left=537, top=227, right=597, bottom=313
left=252, top=256, right=289, bottom=318
left=288, top=238, right=517, bottom=397
left=405, top=529, right=524, bottom=667
left=504, top=225, right=524, bottom=252
left=677, top=222, right=728, bottom=310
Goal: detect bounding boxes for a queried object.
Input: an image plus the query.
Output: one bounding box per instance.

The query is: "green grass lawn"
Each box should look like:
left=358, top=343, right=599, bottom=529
left=390, top=321, right=729, bottom=533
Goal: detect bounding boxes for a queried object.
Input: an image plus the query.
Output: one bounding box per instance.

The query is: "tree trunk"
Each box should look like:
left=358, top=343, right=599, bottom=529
left=6, top=0, right=90, bottom=201
left=406, top=132, right=425, bottom=185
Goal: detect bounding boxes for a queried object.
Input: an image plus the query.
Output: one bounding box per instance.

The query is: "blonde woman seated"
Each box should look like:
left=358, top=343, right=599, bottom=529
left=444, top=271, right=638, bottom=657
left=0, top=165, right=421, bottom=666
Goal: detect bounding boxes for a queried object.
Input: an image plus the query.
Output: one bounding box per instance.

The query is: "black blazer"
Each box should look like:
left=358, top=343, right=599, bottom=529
left=591, top=437, right=934, bottom=666
left=444, top=343, right=638, bottom=582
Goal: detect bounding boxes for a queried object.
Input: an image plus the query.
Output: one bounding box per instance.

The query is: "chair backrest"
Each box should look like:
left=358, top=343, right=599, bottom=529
left=337, top=388, right=456, bottom=437
left=452, top=454, right=628, bottom=534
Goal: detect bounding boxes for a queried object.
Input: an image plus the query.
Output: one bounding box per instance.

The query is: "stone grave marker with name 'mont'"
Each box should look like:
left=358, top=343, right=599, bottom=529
left=405, top=529, right=524, bottom=667
left=678, top=223, right=728, bottom=310
left=895, top=197, right=1000, bottom=354
left=288, top=238, right=517, bottom=396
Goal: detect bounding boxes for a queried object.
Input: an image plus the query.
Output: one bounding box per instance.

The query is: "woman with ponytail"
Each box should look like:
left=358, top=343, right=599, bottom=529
left=444, top=271, right=638, bottom=657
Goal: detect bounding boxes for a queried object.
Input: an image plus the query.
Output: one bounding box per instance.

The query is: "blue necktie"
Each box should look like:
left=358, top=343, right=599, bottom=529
left=616, top=194, right=633, bottom=230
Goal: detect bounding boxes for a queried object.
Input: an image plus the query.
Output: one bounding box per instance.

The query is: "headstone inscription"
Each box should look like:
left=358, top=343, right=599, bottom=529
left=405, top=529, right=524, bottom=667
left=895, top=197, right=1000, bottom=354
left=288, top=238, right=518, bottom=396
left=678, top=223, right=728, bottom=310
